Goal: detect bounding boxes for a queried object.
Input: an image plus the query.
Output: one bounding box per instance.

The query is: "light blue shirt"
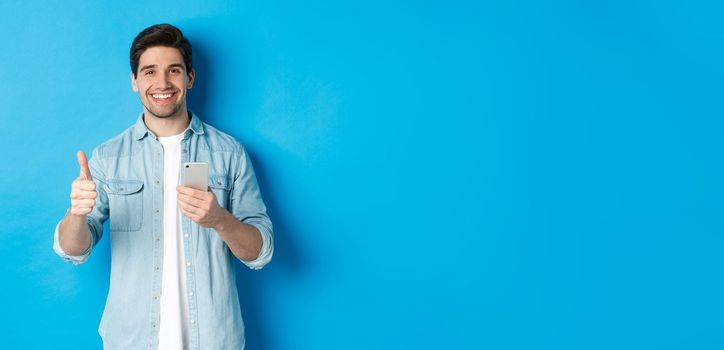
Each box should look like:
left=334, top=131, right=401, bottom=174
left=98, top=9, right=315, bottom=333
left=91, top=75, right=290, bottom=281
left=53, top=112, right=273, bottom=350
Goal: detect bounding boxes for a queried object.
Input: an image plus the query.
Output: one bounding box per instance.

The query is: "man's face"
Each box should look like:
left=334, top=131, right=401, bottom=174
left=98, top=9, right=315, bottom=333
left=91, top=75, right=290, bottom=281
left=131, top=46, right=194, bottom=119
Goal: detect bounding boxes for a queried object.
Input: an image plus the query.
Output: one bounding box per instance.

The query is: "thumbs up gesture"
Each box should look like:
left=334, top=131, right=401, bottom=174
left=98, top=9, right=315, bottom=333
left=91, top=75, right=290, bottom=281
left=69, top=151, right=97, bottom=216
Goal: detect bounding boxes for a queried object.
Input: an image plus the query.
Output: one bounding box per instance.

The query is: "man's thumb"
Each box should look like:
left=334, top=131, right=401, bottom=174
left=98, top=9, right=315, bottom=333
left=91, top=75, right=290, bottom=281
left=77, top=150, right=93, bottom=180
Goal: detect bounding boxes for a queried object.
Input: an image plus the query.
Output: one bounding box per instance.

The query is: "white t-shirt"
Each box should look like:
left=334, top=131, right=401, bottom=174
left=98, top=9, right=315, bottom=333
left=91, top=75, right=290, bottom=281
left=158, top=133, right=189, bottom=350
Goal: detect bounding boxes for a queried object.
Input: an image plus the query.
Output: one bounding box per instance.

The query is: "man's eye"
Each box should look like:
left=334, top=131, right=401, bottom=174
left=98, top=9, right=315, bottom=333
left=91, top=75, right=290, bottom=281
left=171, top=69, right=180, bottom=74
left=145, top=70, right=154, bottom=75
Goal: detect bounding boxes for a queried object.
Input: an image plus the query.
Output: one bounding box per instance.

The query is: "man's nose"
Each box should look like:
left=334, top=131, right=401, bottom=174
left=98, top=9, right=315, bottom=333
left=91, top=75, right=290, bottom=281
left=158, top=72, right=173, bottom=88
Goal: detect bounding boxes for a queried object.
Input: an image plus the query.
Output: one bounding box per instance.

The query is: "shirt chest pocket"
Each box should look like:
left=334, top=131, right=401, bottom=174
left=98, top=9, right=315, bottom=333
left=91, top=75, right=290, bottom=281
left=209, top=174, right=231, bottom=209
left=105, top=179, right=144, bottom=232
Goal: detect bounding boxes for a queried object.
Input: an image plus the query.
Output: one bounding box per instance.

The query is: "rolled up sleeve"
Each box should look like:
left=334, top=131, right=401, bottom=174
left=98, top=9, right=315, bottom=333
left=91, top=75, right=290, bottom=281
left=231, top=145, right=274, bottom=270
left=53, top=219, right=93, bottom=266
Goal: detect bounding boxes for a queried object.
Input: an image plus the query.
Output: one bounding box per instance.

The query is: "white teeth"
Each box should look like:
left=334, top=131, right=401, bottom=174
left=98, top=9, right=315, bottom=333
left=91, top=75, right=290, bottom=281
left=152, top=93, right=173, bottom=99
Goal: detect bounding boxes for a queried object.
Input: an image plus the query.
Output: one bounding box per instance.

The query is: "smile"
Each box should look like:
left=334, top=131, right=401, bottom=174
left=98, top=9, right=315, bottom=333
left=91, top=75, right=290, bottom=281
left=149, top=92, right=176, bottom=103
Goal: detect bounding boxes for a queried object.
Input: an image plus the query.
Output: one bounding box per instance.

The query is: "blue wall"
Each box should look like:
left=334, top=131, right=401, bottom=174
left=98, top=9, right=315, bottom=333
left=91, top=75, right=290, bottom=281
left=1, top=1, right=722, bottom=349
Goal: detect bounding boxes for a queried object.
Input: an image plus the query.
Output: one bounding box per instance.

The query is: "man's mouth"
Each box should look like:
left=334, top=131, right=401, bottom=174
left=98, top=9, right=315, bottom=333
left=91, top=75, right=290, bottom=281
left=149, top=92, right=176, bottom=103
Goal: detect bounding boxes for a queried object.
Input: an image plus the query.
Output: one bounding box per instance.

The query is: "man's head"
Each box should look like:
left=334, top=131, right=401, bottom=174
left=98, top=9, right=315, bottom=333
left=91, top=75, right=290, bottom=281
left=130, top=24, right=195, bottom=119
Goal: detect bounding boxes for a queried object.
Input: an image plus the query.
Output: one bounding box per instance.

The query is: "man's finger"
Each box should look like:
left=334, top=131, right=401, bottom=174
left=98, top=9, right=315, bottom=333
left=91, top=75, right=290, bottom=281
left=178, top=192, right=206, bottom=208
left=77, top=150, right=93, bottom=180
left=179, top=200, right=202, bottom=216
left=179, top=204, right=200, bottom=220
left=73, top=179, right=96, bottom=191
left=70, top=207, right=93, bottom=216
left=73, top=198, right=96, bottom=208
left=177, top=185, right=209, bottom=200
left=71, top=189, right=98, bottom=200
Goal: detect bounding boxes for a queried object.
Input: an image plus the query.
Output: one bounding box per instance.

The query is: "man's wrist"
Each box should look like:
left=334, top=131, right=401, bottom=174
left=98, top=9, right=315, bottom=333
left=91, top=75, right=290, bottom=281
left=211, top=209, right=234, bottom=232
left=66, top=208, right=88, bottom=220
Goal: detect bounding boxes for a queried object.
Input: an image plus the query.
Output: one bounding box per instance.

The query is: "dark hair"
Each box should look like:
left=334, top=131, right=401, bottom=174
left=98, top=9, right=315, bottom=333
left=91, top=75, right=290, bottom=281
left=130, top=24, right=192, bottom=78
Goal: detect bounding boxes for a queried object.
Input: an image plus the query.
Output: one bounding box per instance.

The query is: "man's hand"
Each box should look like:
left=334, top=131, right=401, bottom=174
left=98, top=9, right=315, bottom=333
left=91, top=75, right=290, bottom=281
left=58, top=150, right=96, bottom=256
left=177, top=186, right=225, bottom=228
left=70, top=151, right=97, bottom=216
left=178, top=185, right=263, bottom=261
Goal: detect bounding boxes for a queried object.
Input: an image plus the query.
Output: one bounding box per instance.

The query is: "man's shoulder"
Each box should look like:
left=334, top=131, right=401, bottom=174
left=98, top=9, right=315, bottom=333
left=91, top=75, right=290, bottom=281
left=200, top=121, right=245, bottom=154
left=91, top=125, right=139, bottom=159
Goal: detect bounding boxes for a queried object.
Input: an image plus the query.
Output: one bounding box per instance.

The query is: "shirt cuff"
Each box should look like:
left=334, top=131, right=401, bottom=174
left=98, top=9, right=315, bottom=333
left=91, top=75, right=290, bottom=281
left=239, top=222, right=273, bottom=270
left=53, top=219, right=92, bottom=266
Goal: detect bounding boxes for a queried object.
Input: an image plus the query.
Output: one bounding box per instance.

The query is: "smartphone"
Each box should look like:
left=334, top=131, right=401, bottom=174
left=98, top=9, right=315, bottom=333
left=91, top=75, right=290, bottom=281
left=183, top=162, right=209, bottom=191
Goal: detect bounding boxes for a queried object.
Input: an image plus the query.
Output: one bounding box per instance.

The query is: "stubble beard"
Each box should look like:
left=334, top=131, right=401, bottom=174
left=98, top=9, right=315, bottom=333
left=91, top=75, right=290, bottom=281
left=143, top=98, right=185, bottom=119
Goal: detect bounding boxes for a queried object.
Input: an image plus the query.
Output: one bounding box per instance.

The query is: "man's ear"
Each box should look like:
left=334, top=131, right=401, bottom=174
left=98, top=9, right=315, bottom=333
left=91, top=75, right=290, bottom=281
left=131, top=72, right=139, bottom=92
left=187, top=68, right=195, bottom=90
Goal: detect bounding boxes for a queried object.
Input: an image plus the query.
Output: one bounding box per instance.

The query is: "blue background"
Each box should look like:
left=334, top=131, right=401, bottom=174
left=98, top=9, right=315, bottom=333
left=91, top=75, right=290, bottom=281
left=1, top=0, right=722, bottom=349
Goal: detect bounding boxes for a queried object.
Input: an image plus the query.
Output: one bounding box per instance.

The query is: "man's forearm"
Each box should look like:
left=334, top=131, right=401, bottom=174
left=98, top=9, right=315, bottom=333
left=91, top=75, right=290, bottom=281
left=213, top=210, right=263, bottom=261
left=58, top=211, right=92, bottom=256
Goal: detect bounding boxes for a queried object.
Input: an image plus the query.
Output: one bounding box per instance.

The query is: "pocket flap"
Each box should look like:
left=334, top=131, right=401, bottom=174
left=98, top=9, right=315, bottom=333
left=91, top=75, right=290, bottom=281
left=105, top=180, right=144, bottom=195
left=209, top=175, right=230, bottom=190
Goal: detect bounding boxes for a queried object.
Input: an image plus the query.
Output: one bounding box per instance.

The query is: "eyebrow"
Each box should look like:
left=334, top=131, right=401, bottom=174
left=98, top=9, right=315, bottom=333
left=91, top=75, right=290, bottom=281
left=139, top=63, right=185, bottom=72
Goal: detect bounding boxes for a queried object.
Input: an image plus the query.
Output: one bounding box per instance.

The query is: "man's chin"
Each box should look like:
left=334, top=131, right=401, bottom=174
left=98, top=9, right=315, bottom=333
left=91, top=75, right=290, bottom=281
left=145, top=105, right=183, bottom=119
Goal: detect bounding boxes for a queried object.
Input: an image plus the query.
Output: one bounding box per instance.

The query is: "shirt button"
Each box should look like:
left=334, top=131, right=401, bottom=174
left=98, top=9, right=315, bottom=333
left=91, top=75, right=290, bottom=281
left=155, top=266, right=159, bottom=270
left=189, top=292, right=194, bottom=296
left=190, top=319, right=195, bottom=324
left=186, top=262, right=191, bottom=267
left=155, top=209, right=159, bottom=213
left=153, top=296, right=158, bottom=300
left=184, top=233, right=189, bottom=238
left=155, top=237, right=160, bottom=242
left=155, top=180, right=160, bottom=184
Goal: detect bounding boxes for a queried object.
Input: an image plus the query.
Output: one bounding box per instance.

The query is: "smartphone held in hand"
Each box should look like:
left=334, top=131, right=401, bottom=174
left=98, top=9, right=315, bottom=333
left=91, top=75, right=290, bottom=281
left=183, top=162, right=209, bottom=191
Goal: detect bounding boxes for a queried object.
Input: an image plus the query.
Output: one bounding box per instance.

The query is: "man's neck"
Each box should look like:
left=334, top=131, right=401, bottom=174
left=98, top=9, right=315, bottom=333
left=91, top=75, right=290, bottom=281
left=143, top=109, right=191, bottom=137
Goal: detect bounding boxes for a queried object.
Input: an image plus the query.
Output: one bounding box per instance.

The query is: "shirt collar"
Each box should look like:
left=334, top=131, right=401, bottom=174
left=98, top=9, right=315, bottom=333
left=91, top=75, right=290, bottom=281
left=132, top=110, right=205, bottom=140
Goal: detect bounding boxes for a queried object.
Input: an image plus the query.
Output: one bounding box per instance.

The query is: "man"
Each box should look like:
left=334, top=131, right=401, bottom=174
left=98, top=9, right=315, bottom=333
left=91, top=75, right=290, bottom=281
left=53, top=24, right=273, bottom=350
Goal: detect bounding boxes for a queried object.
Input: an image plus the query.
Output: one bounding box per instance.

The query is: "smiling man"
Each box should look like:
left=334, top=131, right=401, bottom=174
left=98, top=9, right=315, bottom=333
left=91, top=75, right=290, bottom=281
left=53, top=24, right=273, bottom=350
